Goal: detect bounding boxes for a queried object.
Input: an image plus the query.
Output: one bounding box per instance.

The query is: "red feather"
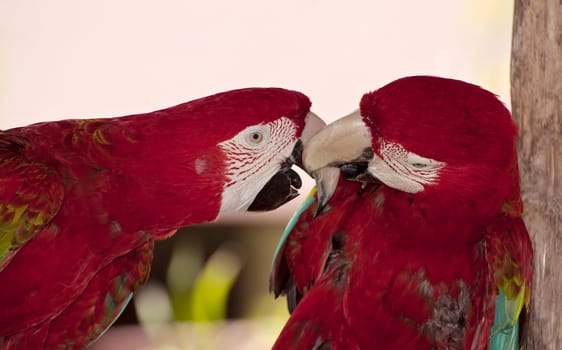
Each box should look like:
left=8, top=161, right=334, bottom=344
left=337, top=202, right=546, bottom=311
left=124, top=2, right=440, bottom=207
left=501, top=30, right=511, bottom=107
left=0, top=87, right=311, bottom=348
left=271, top=77, right=532, bottom=350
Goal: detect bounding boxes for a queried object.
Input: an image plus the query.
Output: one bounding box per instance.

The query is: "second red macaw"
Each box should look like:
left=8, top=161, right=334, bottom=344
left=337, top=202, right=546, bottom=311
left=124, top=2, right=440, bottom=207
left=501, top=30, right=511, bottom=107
left=271, top=76, right=533, bottom=350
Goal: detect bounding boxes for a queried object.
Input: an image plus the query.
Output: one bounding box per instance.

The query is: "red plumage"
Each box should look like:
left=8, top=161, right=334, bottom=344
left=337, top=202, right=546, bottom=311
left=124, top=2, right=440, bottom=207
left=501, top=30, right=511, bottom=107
left=271, top=77, right=532, bottom=350
left=0, top=88, right=313, bottom=349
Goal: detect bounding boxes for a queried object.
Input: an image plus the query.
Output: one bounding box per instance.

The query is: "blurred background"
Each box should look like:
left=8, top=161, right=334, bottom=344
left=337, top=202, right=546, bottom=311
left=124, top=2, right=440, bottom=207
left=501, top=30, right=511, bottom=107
left=0, top=1, right=514, bottom=349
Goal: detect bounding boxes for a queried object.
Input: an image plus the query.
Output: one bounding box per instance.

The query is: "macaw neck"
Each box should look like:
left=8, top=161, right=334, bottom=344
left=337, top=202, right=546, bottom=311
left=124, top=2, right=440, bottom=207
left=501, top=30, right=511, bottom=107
left=378, top=186, right=497, bottom=246
left=21, top=113, right=227, bottom=236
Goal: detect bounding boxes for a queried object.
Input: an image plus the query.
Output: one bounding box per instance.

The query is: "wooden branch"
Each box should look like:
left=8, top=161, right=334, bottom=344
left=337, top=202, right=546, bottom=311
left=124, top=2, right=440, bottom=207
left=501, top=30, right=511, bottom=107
left=511, top=1, right=562, bottom=349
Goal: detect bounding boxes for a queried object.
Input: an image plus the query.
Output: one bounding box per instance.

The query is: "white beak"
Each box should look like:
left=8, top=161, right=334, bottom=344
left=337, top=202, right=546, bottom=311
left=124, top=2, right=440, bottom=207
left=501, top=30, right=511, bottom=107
left=302, top=110, right=372, bottom=210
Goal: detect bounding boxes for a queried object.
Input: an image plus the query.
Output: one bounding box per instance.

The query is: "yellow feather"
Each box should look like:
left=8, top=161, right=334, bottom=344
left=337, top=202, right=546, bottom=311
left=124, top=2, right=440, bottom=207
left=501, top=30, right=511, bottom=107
left=11, top=204, right=28, bottom=224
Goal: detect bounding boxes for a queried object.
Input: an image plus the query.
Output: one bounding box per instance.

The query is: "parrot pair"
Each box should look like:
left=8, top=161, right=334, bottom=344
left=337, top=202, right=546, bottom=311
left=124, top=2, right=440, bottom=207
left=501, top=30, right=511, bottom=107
left=0, top=88, right=325, bottom=349
left=0, top=76, right=532, bottom=350
left=271, top=76, right=533, bottom=350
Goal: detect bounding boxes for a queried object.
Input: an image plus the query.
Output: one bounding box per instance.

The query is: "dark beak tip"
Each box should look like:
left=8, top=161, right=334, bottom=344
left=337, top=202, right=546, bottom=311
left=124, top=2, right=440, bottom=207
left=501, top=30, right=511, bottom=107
left=247, top=167, right=302, bottom=212
left=247, top=139, right=307, bottom=212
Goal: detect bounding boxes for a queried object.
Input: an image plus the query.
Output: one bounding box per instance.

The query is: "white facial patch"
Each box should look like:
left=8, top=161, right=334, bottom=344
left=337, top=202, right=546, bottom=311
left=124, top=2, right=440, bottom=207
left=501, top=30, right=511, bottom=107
left=368, top=139, right=446, bottom=193
left=218, top=117, right=297, bottom=213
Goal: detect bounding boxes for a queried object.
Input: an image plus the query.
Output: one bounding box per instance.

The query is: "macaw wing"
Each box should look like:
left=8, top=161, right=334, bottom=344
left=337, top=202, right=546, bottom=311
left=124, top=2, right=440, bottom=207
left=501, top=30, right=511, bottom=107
left=43, top=239, right=154, bottom=349
left=270, top=187, right=335, bottom=312
left=3, top=239, right=154, bottom=349
left=0, top=131, right=63, bottom=271
left=270, top=179, right=365, bottom=314
left=273, top=263, right=351, bottom=350
left=271, top=180, right=366, bottom=350
left=270, top=187, right=317, bottom=309
left=485, top=216, right=533, bottom=350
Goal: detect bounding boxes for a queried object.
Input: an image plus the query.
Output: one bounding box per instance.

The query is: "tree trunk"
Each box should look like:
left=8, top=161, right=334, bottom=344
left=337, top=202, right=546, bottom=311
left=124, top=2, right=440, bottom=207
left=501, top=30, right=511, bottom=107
left=511, top=1, right=562, bottom=349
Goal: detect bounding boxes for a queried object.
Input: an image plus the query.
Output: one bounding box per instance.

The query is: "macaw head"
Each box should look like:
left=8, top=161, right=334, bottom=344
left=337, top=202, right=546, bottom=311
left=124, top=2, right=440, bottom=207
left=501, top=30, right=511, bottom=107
left=208, top=88, right=324, bottom=213
left=303, top=76, right=519, bottom=219
left=145, top=87, right=324, bottom=218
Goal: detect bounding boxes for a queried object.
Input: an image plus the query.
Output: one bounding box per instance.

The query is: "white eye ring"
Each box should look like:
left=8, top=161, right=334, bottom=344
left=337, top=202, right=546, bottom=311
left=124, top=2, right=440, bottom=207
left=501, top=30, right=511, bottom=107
left=247, top=131, right=264, bottom=144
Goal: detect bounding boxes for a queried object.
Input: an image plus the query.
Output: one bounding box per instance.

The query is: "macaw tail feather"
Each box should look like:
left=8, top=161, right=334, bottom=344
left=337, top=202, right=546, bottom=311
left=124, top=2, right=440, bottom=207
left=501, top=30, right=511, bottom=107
left=489, top=290, right=524, bottom=350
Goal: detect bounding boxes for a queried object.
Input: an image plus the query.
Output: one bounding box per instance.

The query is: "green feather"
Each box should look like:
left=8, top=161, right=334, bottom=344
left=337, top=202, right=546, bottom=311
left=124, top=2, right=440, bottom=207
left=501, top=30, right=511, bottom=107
left=271, top=188, right=316, bottom=266
left=95, top=293, right=133, bottom=342
left=489, top=287, right=526, bottom=350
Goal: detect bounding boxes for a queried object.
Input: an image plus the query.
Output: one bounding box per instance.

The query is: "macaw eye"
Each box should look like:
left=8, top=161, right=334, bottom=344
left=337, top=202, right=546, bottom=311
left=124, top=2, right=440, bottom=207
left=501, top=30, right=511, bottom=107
left=248, top=131, right=264, bottom=144
left=404, top=151, right=441, bottom=170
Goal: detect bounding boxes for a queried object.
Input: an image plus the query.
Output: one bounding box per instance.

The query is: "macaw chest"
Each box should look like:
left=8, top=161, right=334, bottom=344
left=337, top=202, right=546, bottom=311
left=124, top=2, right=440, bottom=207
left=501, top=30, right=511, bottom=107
left=340, top=227, right=487, bottom=349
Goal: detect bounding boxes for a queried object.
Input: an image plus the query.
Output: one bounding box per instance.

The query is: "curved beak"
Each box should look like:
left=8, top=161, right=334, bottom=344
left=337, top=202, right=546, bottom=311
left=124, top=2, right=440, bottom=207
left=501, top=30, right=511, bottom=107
left=302, top=110, right=372, bottom=212
left=248, top=112, right=325, bottom=211
left=247, top=166, right=301, bottom=211
left=290, top=111, right=326, bottom=168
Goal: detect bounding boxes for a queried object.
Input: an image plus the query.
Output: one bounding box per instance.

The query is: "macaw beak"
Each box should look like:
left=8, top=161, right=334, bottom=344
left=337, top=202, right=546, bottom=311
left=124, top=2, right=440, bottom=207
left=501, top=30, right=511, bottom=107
left=302, top=110, right=373, bottom=212
left=247, top=165, right=302, bottom=211
left=248, top=112, right=325, bottom=211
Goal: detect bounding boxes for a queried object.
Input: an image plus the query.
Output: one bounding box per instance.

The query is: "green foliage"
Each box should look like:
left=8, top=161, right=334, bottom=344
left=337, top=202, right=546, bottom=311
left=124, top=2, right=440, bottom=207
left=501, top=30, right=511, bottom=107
left=167, top=241, right=243, bottom=322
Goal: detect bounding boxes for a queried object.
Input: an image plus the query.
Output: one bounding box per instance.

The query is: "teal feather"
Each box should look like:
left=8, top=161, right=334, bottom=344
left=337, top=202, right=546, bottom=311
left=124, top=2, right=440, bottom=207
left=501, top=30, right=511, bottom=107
left=89, top=292, right=134, bottom=345
left=272, top=190, right=316, bottom=266
left=489, top=290, right=520, bottom=350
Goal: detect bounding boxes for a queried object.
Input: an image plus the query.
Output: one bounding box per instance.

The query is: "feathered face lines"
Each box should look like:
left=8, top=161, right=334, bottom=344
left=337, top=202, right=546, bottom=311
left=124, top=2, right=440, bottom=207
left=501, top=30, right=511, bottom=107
left=219, top=117, right=297, bottom=187
left=218, top=117, right=300, bottom=212
left=370, top=138, right=447, bottom=194
left=303, top=76, right=519, bottom=210
left=361, top=76, right=517, bottom=169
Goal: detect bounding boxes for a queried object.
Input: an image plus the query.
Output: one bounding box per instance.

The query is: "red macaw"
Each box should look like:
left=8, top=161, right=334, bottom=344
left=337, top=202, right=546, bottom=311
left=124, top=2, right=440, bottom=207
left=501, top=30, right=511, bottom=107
left=271, top=76, right=533, bottom=350
left=0, top=87, right=325, bottom=349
